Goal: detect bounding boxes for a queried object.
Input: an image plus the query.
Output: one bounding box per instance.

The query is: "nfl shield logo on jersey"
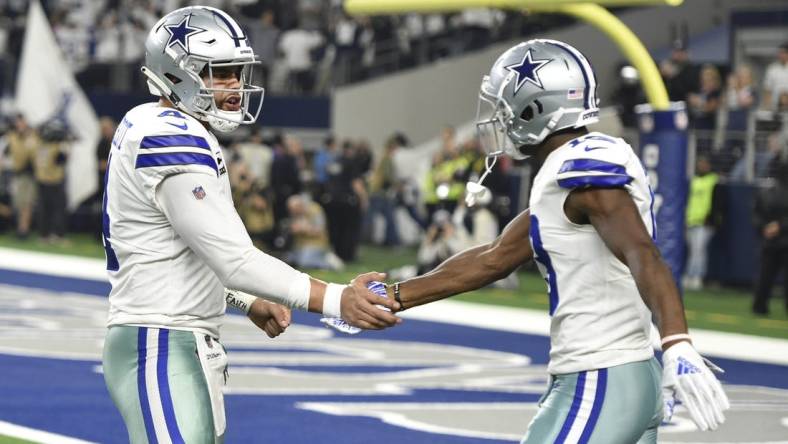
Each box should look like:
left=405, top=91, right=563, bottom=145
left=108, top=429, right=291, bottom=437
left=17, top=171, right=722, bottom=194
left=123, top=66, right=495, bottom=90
left=192, top=186, right=206, bottom=200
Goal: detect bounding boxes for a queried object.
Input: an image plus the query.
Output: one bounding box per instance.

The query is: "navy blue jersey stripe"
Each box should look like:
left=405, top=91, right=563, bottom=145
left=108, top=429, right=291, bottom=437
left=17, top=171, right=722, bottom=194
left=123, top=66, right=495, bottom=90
left=557, top=174, right=633, bottom=189
left=102, top=153, right=119, bottom=271
left=135, top=152, right=218, bottom=174
left=140, top=134, right=210, bottom=150
left=529, top=215, right=558, bottom=316
left=559, top=158, right=627, bottom=176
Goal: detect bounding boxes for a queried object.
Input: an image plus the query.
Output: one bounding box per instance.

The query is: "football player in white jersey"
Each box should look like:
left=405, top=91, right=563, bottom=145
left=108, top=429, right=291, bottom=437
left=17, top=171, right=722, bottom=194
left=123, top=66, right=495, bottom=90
left=101, top=6, right=400, bottom=443
left=382, top=39, right=729, bottom=443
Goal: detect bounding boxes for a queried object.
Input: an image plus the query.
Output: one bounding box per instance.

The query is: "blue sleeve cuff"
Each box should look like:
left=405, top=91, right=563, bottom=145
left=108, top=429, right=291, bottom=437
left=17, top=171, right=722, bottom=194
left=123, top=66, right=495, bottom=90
left=557, top=174, right=633, bottom=189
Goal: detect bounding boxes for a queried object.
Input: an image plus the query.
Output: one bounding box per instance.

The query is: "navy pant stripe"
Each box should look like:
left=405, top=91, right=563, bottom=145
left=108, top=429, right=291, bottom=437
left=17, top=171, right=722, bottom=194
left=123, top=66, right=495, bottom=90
left=137, top=327, right=157, bottom=444
left=157, top=329, right=186, bottom=444
left=579, top=368, right=608, bottom=443
left=554, top=370, right=587, bottom=444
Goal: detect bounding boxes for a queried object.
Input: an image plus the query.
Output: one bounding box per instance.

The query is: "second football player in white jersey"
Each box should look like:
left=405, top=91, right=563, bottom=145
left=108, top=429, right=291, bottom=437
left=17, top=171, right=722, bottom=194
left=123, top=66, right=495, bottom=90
left=101, top=6, right=400, bottom=443
left=382, top=39, right=729, bottom=443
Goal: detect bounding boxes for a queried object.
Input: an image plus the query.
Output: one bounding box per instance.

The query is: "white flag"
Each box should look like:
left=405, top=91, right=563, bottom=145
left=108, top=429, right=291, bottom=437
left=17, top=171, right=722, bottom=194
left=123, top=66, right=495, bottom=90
left=15, top=0, right=100, bottom=210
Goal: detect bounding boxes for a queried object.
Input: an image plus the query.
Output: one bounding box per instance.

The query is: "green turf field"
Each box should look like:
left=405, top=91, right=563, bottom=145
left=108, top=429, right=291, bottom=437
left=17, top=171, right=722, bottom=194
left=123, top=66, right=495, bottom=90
left=0, top=435, right=33, bottom=444
left=1, top=233, right=786, bottom=339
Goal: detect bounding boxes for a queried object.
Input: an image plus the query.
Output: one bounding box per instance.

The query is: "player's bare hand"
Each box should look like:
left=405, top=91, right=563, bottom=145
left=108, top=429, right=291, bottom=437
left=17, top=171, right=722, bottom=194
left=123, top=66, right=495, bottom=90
left=341, top=272, right=402, bottom=330
left=247, top=299, right=291, bottom=338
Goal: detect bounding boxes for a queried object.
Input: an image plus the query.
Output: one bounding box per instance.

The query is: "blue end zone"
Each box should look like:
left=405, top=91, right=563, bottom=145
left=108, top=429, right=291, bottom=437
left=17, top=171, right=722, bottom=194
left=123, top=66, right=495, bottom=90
left=0, top=269, right=110, bottom=296
left=0, top=270, right=786, bottom=443
left=1, top=316, right=787, bottom=443
left=0, top=354, right=126, bottom=442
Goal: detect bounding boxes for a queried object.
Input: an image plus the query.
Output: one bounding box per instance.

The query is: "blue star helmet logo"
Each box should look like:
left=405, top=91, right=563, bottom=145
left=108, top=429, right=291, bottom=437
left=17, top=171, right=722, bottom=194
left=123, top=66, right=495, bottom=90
left=505, top=49, right=552, bottom=94
left=164, top=14, right=206, bottom=53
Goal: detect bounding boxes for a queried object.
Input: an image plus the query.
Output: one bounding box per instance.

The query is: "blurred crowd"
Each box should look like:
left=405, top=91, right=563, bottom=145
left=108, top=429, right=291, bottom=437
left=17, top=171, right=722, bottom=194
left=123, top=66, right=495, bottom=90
left=653, top=41, right=788, bottom=315
left=1, top=1, right=787, bottom=310
left=216, top=125, right=517, bottom=276
left=617, top=41, right=788, bottom=182
left=0, top=109, right=519, bottom=283
left=683, top=146, right=788, bottom=316
left=0, top=113, right=70, bottom=243
left=2, top=100, right=785, bottom=312
left=0, top=0, right=573, bottom=96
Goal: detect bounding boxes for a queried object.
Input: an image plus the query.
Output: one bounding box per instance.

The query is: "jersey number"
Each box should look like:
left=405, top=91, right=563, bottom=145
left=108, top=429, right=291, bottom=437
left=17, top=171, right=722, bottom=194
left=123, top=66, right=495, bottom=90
left=112, top=118, right=132, bottom=148
left=102, top=152, right=119, bottom=271
left=104, top=119, right=133, bottom=270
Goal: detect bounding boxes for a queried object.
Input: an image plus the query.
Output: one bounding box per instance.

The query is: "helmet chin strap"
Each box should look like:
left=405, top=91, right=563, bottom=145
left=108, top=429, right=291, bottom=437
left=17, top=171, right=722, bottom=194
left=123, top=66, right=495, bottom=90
left=142, top=66, right=182, bottom=106
left=143, top=65, right=224, bottom=129
left=465, top=154, right=498, bottom=207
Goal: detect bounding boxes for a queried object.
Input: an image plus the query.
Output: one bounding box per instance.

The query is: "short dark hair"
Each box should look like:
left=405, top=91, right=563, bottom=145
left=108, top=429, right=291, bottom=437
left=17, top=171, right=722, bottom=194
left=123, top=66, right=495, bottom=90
left=780, top=41, right=788, bottom=51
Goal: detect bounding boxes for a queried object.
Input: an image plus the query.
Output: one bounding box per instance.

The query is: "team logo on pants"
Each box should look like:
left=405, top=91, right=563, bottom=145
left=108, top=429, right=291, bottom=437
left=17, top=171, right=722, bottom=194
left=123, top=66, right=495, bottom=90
left=192, top=186, right=206, bottom=200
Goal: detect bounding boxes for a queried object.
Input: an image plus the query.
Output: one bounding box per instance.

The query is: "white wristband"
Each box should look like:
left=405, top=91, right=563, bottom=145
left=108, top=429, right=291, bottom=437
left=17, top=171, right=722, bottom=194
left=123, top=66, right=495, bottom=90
left=225, top=290, right=257, bottom=314
left=322, top=283, right=346, bottom=319
left=661, top=333, right=692, bottom=348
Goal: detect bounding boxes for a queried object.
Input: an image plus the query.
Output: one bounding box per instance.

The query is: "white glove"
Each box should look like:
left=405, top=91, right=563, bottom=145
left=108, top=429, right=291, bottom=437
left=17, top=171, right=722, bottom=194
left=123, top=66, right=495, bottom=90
left=320, top=281, right=390, bottom=335
left=320, top=317, right=362, bottom=335
left=661, top=340, right=730, bottom=431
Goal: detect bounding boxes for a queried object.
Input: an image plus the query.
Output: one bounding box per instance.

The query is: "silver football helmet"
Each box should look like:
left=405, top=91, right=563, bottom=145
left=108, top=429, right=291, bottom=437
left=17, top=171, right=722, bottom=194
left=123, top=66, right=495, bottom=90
left=142, top=6, right=264, bottom=132
left=476, top=39, right=600, bottom=159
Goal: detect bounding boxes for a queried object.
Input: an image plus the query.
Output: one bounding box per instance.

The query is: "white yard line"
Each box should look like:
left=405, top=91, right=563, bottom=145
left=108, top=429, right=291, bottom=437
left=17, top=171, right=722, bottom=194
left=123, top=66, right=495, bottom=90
left=0, top=248, right=106, bottom=282
left=1, top=247, right=787, bottom=365
left=401, top=300, right=788, bottom=366
left=0, top=421, right=96, bottom=444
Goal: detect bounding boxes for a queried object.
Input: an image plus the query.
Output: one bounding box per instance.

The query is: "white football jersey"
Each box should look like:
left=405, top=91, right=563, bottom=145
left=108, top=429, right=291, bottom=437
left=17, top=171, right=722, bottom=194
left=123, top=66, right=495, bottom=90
left=103, top=103, right=231, bottom=337
left=528, top=132, right=656, bottom=375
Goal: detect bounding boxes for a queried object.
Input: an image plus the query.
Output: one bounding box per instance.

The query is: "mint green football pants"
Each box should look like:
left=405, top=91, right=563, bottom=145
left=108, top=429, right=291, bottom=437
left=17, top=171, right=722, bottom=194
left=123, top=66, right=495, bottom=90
left=102, top=326, right=222, bottom=444
left=522, top=358, right=663, bottom=444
